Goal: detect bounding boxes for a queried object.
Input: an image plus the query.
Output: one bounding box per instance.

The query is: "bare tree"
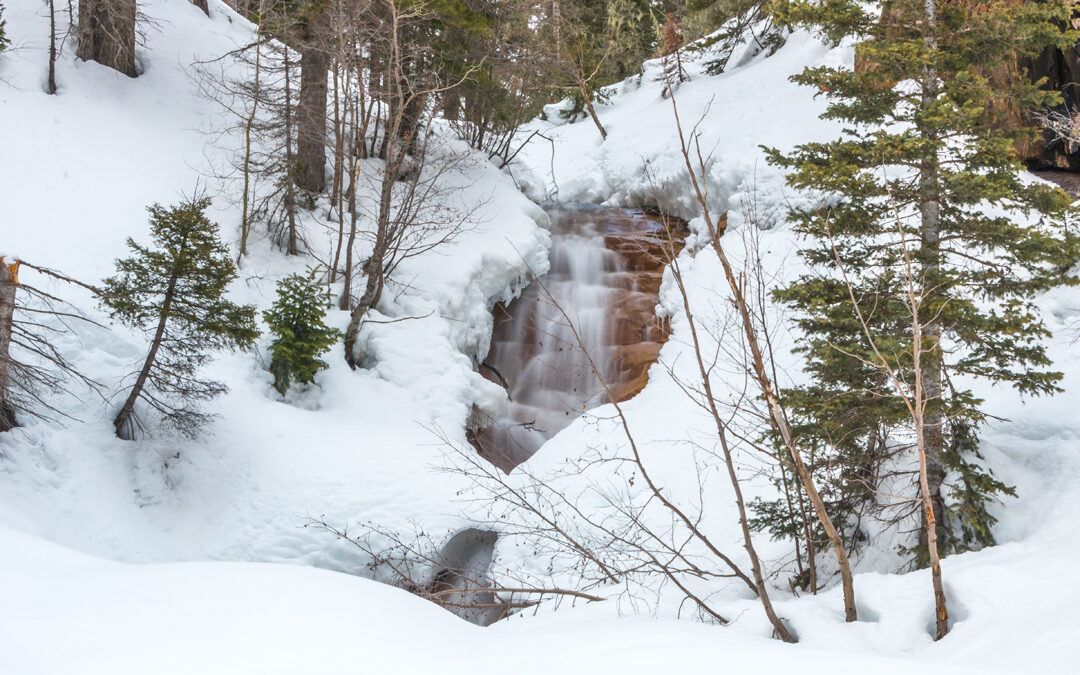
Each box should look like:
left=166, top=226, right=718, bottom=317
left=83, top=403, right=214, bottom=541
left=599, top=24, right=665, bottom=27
left=827, top=193, right=950, bottom=639
left=0, top=257, right=104, bottom=433
left=341, top=0, right=477, bottom=368
left=0, top=258, right=17, bottom=430
left=308, top=518, right=603, bottom=625
left=663, top=83, right=858, bottom=621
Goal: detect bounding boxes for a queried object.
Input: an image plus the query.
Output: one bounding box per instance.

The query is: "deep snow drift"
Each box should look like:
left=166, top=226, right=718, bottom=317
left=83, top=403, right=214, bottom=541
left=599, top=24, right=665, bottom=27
left=1, top=1, right=1078, bottom=673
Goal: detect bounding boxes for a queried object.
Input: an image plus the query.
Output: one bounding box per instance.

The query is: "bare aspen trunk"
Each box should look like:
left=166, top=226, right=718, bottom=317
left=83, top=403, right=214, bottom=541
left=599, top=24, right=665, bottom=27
left=339, top=133, right=361, bottom=310
left=0, top=259, right=18, bottom=432
left=343, top=161, right=393, bottom=367
left=238, top=2, right=264, bottom=265
left=918, top=0, right=949, bottom=641
left=77, top=0, right=137, bottom=77
left=330, top=63, right=344, bottom=210
left=669, top=263, right=795, bottom=642
left=330, top=63, right=346, bottom=283
left=283, top=48, right=299, bottom=255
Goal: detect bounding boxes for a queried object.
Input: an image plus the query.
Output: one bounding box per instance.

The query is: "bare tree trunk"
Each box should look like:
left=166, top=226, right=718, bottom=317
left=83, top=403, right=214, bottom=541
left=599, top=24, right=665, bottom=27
left=283, top=47, right=299, bottom=255
left=192, top=0, right=210, bottom=16
left=77, top=0, right=137, bottom=78
left=667, top=258, right=795, bottom=642
left=667, top=89, right=857, bottom=622
left=238, top=3, right=264, bottom=265
left=47, top=0, right=58, bottom=94
left=918, top=0, right=949, bottom=642
left=579, top=81, right=607, bottom=140
left=343, top=167, right=392, bottom=367
left=339, top=128, right=361, bottom=310
left=0, top=259, right=18, bottom=432
left=330, top=61, right=344, bottom=211
left=297, top=41, right=329, bottom=192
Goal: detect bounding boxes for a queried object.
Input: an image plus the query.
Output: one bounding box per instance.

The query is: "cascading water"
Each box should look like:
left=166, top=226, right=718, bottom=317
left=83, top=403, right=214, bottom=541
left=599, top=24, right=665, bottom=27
left=472, top=206, right=686, bottom=473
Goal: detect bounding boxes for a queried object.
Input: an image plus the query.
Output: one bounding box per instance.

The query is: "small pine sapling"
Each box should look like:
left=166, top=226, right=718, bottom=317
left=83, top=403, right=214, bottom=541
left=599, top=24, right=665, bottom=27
left=102, top=198, right=258, bottom=440
left=657, top=13, right=688, bottom=96
left=264, top=269, right=341, bottom=395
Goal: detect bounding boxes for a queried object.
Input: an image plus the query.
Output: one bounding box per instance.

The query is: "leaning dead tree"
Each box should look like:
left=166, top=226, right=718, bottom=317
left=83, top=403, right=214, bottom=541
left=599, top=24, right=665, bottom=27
left=0, top=257, right=103, bottom=433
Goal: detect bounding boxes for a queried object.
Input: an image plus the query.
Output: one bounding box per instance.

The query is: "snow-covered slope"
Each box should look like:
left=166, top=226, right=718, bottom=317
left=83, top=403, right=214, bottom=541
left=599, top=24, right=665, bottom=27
left=503, top=22, right=1080, bottom=674
left=1, top=2, right=1078, bottom=673
left=0, top=524, right=1038, bottom=675
left=0, top=0, right=547, bottom=569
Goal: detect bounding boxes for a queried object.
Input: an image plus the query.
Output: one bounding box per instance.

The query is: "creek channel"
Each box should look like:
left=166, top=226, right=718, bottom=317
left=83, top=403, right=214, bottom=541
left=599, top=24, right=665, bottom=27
left=432, top=205, right=687, bottom=626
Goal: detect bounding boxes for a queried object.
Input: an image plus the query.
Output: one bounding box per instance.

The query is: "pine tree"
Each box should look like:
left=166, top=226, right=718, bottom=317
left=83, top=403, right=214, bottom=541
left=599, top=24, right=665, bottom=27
left=102, top=198, right=259, bottom=440
left=0, top=2, right=9, bottom=53
left=766, top=0, right=1080, bottom=568
left=264, top=269, right=341, bottom=395
left=657, top=12, right=688, bottom=95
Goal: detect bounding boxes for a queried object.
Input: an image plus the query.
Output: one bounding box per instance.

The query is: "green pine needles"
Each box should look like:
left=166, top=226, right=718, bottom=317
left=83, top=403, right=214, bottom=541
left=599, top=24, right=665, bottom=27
left=0, top=2, right=9, bottom=53
left=765, top=0, right=1080, bottom=561
left=264, top=270, right=341, bottom=395
left=102, top=198, right=259, bottom=440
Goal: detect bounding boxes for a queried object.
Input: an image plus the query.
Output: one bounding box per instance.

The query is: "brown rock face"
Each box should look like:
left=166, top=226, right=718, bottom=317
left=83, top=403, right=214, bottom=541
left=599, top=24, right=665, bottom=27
left=470, top=207, right=687, bottom=472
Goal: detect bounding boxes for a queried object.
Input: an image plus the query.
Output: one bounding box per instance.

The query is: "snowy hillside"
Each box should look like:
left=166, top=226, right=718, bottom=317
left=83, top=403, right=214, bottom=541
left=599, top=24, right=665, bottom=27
left=1, top=1, right=1079, bottom=673
left=0, top=0, right=548, bottom=567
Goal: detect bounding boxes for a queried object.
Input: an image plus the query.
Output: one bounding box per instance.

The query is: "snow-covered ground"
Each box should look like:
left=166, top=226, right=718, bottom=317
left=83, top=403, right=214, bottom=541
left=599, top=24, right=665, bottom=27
left=0, top=0, right=547, bottom=569
left=1, top=1, right=1078, bottom=673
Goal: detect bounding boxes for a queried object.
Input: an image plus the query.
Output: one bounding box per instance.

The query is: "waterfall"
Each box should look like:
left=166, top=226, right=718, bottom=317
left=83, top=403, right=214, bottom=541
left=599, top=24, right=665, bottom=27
left=473, top=206, right=685, bottom=473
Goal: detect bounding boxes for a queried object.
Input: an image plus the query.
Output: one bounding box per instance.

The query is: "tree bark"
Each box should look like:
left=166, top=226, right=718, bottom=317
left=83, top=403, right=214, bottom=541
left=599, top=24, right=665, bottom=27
left=47, top=0, right=58, bottom=94
left=238, top=2, right=264, bottom=265
left=918, top=0, right=949, bottom=641
left=297, top=12, right=329, bottom=193
left=283, top=48, right=300, bottom=254
left=77, top=0, right=137, bottom=78
left=668, top=90, right=857, bottom=621
left=192, top=0, right=210, bottom=16
left=579, top=81, right=607, bottom=140
left=113, top=271, right=178, bottom=440
left=342, top=167, right=392, bottom=367
left=671, top=265, right=795, bottom=641
left=0, top=259, right=19, bottom=432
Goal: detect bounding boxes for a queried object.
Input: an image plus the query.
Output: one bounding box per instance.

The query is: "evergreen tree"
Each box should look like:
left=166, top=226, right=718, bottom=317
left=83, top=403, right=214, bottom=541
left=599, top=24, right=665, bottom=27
left=102, top=198, right=258, bottom=440
left=765, top=0, right=1080, bottom=564
left=264, top=269, right=340, bottom=395
left=686, top=1, right=785, bottom=75
left=0, top=2, right=9, bottom=53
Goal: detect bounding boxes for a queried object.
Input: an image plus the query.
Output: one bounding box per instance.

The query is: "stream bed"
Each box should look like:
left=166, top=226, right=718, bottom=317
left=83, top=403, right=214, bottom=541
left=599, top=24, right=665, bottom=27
left=471, top=205, right=687, bottom=473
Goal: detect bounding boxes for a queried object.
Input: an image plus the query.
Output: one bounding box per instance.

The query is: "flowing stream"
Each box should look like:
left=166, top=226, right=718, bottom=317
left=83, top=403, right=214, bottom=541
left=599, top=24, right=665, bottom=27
left=472, top=205, right=686, bottom=473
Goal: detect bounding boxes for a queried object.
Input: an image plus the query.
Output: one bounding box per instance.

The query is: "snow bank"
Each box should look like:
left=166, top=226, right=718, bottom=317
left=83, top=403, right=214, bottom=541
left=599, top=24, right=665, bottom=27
left=0, top=0, right=546, bottom=570
left=8, top=524, right=1059, bottom=675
